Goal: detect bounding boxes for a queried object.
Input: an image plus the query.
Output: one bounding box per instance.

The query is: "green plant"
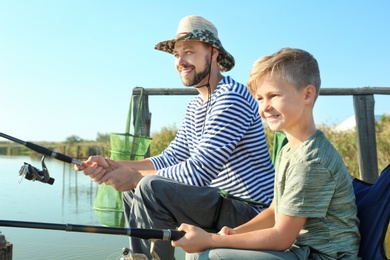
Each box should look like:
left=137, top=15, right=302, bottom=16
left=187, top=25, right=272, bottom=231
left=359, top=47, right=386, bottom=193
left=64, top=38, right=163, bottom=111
left=149, top=124, right=178, bottom=156
left=263, top=114, right=390, bottom=178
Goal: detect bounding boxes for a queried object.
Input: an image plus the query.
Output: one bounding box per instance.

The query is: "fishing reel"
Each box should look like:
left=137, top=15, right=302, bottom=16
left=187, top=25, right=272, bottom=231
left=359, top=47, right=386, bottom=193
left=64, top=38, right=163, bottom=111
left=121, top=242, right=160, bottom=260
left=18, top=156, right=55, bottom=185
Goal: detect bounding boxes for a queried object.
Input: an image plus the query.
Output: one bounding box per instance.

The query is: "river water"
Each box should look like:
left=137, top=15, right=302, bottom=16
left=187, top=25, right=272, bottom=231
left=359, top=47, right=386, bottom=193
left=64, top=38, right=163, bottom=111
left=0, top=155, right=129, bottom=260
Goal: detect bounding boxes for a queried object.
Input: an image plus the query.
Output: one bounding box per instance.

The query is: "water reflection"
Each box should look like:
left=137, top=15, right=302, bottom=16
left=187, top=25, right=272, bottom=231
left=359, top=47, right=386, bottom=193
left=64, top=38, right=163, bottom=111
left=0, top=155, right=129, bottom=260
left=60, top=162, right=97, bottom=223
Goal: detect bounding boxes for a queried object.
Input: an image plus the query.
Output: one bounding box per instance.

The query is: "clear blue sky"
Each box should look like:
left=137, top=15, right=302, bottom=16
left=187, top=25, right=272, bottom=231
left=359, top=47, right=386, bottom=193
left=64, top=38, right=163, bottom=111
left=1, top=1, right=389, bottom=142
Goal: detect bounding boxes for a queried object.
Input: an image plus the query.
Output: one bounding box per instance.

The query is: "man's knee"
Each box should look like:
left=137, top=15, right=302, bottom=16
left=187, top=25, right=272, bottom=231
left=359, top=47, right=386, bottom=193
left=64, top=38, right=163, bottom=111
left=137, top=175, right=163, bottom=192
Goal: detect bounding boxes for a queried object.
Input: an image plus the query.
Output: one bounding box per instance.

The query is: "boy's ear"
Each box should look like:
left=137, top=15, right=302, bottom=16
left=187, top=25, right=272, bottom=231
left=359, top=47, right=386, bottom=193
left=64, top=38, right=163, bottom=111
left=304, top=84, right=317, bottom=104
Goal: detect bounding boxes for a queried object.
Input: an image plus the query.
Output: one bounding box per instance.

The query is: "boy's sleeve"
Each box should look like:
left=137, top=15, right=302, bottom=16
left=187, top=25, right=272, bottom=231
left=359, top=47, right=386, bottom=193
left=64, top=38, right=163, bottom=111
left=278, top=162, right=335, bottom=218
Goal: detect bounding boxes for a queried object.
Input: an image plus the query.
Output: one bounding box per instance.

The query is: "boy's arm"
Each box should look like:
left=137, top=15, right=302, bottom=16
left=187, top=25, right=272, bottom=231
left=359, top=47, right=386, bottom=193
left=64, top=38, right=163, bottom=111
left=173, top=201, right=306, bottom=253
left=232, top=201, right=276, bottom=234
left=214, top=214, right=306, bottom=251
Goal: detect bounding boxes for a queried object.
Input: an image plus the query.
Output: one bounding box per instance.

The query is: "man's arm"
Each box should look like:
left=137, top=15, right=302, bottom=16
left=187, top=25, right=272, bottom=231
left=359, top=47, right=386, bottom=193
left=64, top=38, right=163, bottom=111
left=118, top=158, right=156, bottom=173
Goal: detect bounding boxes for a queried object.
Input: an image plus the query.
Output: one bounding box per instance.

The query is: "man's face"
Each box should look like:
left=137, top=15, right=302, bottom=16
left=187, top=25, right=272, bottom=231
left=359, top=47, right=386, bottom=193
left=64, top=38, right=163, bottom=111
left=173, top=41, right=211, bottom=87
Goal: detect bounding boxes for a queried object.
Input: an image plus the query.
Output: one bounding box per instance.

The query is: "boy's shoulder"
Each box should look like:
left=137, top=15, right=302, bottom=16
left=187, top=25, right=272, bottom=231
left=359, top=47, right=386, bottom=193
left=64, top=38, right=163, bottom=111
left=301, top=130, right=334, bottom=153
left=282, top=130, right=341, bottom=166
left=295, top=130, right=348, bottom=174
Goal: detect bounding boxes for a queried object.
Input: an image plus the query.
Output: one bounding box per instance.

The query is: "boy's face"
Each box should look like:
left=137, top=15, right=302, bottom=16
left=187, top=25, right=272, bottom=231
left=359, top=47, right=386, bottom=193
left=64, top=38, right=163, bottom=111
left=173, top=41, right=211, bottom=87
left=255, top=75, right=306, bottom=132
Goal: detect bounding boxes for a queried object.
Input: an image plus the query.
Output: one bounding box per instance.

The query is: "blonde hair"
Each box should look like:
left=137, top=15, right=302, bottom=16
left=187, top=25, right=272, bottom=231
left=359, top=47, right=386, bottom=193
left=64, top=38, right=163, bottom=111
left=247, top=48, right=321, bottom=100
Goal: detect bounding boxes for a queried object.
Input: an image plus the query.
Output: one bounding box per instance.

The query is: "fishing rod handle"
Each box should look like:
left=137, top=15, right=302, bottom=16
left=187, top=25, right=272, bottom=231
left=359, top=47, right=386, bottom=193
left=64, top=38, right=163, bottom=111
left=170, top=230, right=186, bottom=241
left=127, top=228, right=185, bottom=241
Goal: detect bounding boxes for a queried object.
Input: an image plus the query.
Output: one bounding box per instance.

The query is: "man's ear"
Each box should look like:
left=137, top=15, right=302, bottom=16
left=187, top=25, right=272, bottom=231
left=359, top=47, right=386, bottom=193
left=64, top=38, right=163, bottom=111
left=212, top=47, right=220, bottom=61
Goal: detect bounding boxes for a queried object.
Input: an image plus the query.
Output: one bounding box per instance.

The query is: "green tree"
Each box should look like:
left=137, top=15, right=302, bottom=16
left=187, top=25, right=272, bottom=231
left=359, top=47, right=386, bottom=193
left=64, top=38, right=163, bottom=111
left=96, top=132, right=110, bottom=144
left=150, top=124, right=177, bottom=156
left=375, top=114, right=390, bottom=170
left=65, top=135, right=83, bottom=143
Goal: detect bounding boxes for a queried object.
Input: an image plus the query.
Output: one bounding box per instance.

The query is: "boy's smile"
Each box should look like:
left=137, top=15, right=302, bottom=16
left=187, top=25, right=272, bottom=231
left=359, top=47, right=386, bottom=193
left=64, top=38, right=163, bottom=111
left=255, top=75, right=305, bottom=132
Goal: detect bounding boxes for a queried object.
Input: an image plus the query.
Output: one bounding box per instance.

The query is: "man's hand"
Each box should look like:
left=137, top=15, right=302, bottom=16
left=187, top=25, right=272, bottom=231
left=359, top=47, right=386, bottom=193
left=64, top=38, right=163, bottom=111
left=74, top=155, right=111, bottom=183
left=99, top=158, right=143, bottom=191
left=74, top=156, right=144, bottom=191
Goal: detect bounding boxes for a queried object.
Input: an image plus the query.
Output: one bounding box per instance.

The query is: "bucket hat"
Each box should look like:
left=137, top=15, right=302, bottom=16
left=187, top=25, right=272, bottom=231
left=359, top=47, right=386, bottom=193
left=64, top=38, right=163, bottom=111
left=155, top=15, right=235, bottom=72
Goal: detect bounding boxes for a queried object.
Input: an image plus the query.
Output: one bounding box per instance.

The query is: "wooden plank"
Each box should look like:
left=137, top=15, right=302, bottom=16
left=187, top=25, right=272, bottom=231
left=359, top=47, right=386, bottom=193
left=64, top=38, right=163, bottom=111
left=353, top=95, right=378, bottom=183
left=319, top=87, right=390, bottom=95
left=132, top=86, right=390, bottom=96
left=132, top=87, right=197, bottom=96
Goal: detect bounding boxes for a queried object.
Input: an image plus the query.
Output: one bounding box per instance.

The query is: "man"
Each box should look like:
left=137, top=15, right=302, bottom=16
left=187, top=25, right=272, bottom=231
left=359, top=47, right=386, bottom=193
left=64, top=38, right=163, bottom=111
left=76, top=15, right=275, bottom=259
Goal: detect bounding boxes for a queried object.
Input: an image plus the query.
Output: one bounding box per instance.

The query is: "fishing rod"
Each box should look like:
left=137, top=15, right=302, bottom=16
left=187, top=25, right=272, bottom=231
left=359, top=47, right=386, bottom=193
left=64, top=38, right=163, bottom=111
left=0, top=132, right=86, bottom=185
left=0, top=220, right=185, bottom=241
left=0, top=132, right=83, bottom=165
left=0, top=219, right=185, bottom=259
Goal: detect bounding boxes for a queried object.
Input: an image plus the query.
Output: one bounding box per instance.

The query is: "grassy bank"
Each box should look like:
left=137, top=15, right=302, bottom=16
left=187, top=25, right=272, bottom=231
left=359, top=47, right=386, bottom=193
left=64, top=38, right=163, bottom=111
left=0, top=141, right=110, bottom=161
left=1, top=114, right=389, bottom=177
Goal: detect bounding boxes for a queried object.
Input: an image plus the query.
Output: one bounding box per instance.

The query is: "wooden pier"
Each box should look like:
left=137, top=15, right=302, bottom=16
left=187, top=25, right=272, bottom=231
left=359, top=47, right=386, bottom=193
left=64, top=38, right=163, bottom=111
left=132, top=86, right=390, bottom=184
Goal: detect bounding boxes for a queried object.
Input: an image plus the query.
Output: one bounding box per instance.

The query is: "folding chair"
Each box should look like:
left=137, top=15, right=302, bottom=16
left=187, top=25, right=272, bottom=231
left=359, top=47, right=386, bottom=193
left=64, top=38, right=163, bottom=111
left=271, top=131, right=288, bottom=167
left=352, top=164, right=390, bottom=260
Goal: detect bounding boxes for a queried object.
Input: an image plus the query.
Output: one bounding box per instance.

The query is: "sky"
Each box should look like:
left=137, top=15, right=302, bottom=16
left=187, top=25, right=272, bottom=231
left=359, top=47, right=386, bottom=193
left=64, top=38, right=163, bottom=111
left=0, top=0, right=389, bottom=142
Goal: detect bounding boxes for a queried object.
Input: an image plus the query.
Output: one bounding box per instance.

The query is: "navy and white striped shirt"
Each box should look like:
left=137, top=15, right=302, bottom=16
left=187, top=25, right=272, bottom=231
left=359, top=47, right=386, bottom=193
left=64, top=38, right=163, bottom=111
left=150, top=76, right=275, bottom=207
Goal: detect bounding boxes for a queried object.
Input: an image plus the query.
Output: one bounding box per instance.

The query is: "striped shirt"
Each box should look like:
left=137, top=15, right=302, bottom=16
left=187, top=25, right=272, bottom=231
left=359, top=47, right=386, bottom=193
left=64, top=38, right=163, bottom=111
left=150, top=76, right=275, bottom=207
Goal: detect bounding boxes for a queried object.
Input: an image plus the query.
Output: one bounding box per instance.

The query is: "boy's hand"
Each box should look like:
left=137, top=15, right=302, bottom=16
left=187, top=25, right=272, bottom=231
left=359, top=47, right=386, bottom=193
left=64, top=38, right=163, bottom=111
left=218, top=226, right=236, bottom=236
left=171, top=223, right=213, bottom=253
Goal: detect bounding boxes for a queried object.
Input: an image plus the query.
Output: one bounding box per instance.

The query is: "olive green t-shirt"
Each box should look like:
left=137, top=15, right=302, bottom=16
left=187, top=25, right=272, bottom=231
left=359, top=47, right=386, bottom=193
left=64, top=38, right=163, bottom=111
left=275, top=130, right=360, bottom=259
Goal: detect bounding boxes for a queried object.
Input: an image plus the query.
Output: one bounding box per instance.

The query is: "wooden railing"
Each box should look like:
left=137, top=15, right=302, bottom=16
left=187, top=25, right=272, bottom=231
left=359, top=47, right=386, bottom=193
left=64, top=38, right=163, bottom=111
left=132, top=87, right=390, bottom=184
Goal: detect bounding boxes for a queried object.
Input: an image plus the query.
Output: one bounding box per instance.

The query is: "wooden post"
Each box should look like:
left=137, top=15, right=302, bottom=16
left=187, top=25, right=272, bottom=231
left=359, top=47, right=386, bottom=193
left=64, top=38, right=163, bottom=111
left=353, top=94, right=378, bottom=183
left=0, top=234, right=12, bottom=260
left=76, top=145, right=81, bottom=161
left=132, top=87, right=152, bottom=158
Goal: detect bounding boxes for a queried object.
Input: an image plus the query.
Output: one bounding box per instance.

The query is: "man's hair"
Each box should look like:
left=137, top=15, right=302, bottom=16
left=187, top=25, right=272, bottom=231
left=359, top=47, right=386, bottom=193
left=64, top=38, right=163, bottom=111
left=247, top=48, right=321, bottom=101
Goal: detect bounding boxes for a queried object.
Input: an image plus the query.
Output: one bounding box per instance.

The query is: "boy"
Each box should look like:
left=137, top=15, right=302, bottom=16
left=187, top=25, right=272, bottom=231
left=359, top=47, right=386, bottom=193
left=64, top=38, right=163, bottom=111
left=172, top=48, right=361, bottom=259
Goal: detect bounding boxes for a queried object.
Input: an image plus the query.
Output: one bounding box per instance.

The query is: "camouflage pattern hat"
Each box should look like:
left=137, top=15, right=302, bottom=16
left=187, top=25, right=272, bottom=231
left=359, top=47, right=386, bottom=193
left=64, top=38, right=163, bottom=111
left=155, top=15, right=235, bottom=72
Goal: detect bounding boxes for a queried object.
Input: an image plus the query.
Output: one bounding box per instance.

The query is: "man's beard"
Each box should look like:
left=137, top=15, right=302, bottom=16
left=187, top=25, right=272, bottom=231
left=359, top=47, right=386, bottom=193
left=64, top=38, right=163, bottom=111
left=182, top=57, right=211, bottom=87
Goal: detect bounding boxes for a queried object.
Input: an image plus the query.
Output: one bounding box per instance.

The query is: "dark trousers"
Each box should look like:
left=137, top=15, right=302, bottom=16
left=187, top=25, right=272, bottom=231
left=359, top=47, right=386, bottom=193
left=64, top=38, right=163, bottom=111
left=122, top=175, right=258, bottom=260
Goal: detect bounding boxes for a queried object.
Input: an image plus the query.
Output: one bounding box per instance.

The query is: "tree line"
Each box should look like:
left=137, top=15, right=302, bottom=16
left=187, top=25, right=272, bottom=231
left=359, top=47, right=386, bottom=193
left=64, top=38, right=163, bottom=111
left=1, top=114, right=388, bottom=178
